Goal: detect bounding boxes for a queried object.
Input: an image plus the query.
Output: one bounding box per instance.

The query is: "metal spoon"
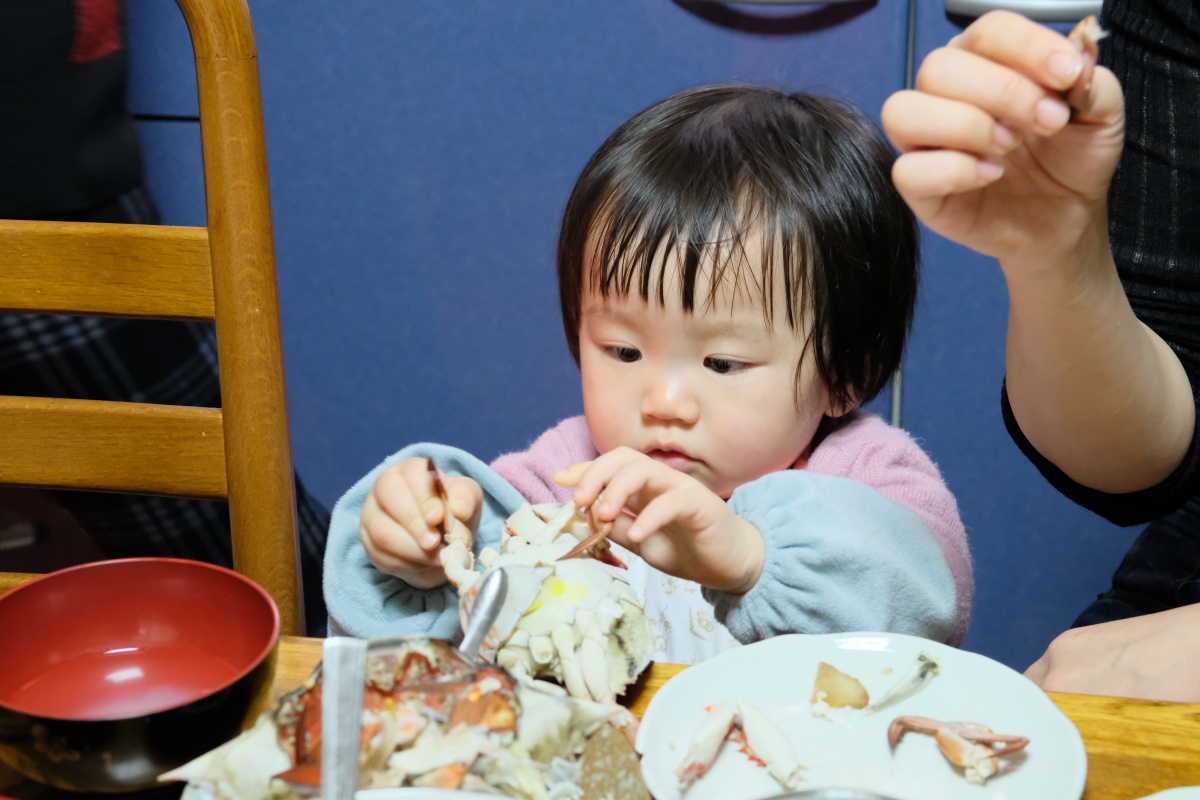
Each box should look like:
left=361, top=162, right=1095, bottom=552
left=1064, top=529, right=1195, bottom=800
left=459, top=567, right=507, bottom=662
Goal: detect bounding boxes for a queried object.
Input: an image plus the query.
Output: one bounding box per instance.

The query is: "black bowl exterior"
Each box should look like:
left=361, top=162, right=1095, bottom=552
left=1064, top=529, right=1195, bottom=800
left=0, top=641, right=277, bottom=792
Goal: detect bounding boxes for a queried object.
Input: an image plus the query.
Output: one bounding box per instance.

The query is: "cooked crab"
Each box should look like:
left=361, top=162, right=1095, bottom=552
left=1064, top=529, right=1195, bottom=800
left=162, top=635, right=635, bottom=800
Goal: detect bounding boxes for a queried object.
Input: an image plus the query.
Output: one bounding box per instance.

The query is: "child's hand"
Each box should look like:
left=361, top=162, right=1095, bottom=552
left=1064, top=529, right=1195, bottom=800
left=556, top=447, right=765, bottom=594
left=359, top=457, right=483, bottom=589
left=881, top=11, right=1124, bottom=276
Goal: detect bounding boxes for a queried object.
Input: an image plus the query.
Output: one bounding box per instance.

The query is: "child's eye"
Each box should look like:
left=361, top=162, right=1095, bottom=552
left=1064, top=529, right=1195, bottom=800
left=704, top=357, right=747, bottom=375
left=605, top=346, right=641, bottom=363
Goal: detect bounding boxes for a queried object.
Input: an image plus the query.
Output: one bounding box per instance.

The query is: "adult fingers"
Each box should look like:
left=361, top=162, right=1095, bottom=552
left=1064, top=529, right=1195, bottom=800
left=883, top=90, right=1020, bottom=159
left=917, top=45, right=1071, bottom=138
left=891, top=150, right=1000, bottom=213
left=950, top=10, right=1085, bottom=94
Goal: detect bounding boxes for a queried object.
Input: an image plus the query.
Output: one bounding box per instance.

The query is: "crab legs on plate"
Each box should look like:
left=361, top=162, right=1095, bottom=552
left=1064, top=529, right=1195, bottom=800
left=887, top=715, right=1030, bottom=785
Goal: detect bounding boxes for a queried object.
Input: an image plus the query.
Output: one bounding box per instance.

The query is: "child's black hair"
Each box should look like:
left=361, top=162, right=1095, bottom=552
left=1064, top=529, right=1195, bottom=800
left=557, top=83, right=918, bottom=410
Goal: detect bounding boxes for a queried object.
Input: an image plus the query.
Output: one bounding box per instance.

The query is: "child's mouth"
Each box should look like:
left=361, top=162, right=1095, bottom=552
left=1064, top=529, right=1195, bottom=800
left=644, top=448, right=699, bottom=472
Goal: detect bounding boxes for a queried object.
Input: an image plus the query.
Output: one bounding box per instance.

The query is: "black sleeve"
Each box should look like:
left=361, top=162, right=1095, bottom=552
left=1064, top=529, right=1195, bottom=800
left=1001, top=380, right=1200, bottom=526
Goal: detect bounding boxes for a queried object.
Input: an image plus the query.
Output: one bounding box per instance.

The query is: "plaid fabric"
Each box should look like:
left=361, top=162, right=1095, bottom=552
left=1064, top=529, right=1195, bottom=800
left=0, top=186, right=330, bottom=634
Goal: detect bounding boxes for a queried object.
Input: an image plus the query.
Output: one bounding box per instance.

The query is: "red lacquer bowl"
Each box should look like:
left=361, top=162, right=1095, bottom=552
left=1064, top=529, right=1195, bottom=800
left=0, top=558, right=279, bottom=791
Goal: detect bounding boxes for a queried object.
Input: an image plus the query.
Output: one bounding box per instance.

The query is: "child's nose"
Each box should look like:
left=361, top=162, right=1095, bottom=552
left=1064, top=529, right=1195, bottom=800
left=640, top=376, right=699, bottom=425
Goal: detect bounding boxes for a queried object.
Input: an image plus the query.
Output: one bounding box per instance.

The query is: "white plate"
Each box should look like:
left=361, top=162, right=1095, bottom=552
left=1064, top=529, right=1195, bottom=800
left=1138, top=791, right=1200, bottom=800
left=636, top=632, right=1086, bottom=800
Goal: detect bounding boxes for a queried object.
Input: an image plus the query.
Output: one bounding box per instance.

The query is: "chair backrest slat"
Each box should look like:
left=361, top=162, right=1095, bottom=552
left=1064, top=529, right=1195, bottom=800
left=0, top=0, right=305, bottom=636
left=0, top=396, right=227, bottom=498
left=0, top=221, right=214, bottom=320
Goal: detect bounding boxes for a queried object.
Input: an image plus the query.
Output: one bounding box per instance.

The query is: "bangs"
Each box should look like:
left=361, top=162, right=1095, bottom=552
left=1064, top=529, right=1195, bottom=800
left=586, top=183, right=812, bottom=331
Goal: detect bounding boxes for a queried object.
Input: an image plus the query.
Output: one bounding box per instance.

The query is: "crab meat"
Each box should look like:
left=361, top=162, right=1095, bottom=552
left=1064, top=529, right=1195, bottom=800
left=867, top=651, right=939, bottom=712
left=887, top=715, right=1029, bottom=785
left=426, top=458, right=477, bottom=589
left=162, top=635, right=635, bottom=800
left=1065, top=15, right=1107, bottom=112
left=453, top=502, right=654, bottom=705
left=675, top=701, right=804, bottom=794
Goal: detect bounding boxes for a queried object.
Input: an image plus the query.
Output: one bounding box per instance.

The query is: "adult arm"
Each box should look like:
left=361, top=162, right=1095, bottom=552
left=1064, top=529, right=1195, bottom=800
left=882, top=10, right=1194, bottom=493
left=324, top=444, right=526, bottom=639
left=702, top=471, right=957, bottom=645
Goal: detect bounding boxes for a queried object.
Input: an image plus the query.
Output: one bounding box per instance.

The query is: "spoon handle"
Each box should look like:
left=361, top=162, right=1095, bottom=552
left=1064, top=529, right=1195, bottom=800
left=321, top=636, right=368, bottom=800
left=460, top=567, right=507, bottom=662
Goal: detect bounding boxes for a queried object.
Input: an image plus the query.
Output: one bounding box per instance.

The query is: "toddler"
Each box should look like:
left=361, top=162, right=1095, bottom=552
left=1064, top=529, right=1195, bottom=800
left=325, top=83, right=972, bottom=662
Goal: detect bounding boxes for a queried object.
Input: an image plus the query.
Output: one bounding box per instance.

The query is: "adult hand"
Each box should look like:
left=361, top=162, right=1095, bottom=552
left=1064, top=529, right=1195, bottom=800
left=359, top=457, right=482, bottom=589
left=1025, top=603, right=1200, bottom=703
left=555, top=446, right=764, bottom=593
left=881, top=11, right=1124, bottom=276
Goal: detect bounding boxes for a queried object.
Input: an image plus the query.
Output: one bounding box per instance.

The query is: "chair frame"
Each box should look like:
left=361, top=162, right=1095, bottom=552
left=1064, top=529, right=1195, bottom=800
left=0, top=0, right=304, bottom=635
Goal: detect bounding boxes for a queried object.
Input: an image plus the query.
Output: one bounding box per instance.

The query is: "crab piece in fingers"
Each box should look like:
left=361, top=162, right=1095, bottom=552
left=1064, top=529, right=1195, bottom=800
left=1065, top=15, right=1107, bottom=112
left=557, top=502, right=618, bottom=563
left=426, top=458, right=477, bottom=589
left=675, top=701, right=804, bottom=794
left=887, top=715, right=1030, bottom=785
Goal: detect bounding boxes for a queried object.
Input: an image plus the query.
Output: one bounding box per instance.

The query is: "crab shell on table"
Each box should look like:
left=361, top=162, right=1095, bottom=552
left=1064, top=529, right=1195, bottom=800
left=161, top=635, right=637, bottom=800
left=442, top=500, right=654, bottom=705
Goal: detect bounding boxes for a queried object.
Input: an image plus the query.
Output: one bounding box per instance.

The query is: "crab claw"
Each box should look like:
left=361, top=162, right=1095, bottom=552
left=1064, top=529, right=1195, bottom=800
left=557, top=505, right=614, bottom=562
left=888, top=715, right=1029, bottom=785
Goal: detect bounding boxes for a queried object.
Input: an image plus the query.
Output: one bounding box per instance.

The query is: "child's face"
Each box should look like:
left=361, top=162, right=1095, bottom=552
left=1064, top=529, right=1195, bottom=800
left=579, top=239, right=835, bottom=500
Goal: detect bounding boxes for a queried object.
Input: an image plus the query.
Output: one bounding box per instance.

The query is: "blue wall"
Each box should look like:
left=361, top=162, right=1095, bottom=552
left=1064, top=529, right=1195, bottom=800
left=126, top=0, right=1139, bottom=670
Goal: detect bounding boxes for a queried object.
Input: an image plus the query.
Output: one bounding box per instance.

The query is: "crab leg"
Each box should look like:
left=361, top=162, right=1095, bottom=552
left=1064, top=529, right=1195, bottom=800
left=675, top=702, right=804, bottom=793
left=888, top=715, right=1029, bottom=785
left=558, top=504, right=614, bottom=561
left=676, top=703, right=739, bottom=791
left=427, top=458, right=475, bottom=588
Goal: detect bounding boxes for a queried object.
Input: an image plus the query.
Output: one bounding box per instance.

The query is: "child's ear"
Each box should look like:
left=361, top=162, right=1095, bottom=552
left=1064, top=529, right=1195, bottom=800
left=824, top=392, right=858, bottom=419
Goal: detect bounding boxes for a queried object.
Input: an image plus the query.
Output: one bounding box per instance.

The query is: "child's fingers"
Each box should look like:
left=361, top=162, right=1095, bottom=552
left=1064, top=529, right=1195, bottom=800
left=624, top=491, right=685, bottom=544
left=442, top=475, right=484, bottom=530
left=553, top=460, right=592, bottom=489
left=585, top=456, right=669, bottom=524
left=916, top=45, right=1071, bottom=138
left=882, top=91, right=1019, bottom=159
left=373, top=466, right=442, bottom=550
left=563, top=448, right=644, bottom=508
left=360, top=491, right=440, bottom=568
left=950, top=10, right=1084, bottom=93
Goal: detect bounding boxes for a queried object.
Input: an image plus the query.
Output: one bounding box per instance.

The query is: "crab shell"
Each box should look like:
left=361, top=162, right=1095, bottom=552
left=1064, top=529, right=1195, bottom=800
left=161, top=634, right=632, bottom=800
left=455, top=503, right=654, bottom=704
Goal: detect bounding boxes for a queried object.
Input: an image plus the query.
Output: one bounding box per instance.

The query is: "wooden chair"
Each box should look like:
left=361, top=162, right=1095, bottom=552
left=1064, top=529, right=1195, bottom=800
left=0, top=0, right=304, bottom=635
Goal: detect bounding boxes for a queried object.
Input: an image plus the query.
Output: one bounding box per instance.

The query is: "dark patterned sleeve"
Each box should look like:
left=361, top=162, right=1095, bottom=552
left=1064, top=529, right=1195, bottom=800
left=1000, top=0, right=1200, bottom=525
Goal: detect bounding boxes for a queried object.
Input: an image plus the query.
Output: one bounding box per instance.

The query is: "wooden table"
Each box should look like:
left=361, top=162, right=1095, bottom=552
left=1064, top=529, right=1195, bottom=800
left=3, top=572, right=1200, bottom=799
